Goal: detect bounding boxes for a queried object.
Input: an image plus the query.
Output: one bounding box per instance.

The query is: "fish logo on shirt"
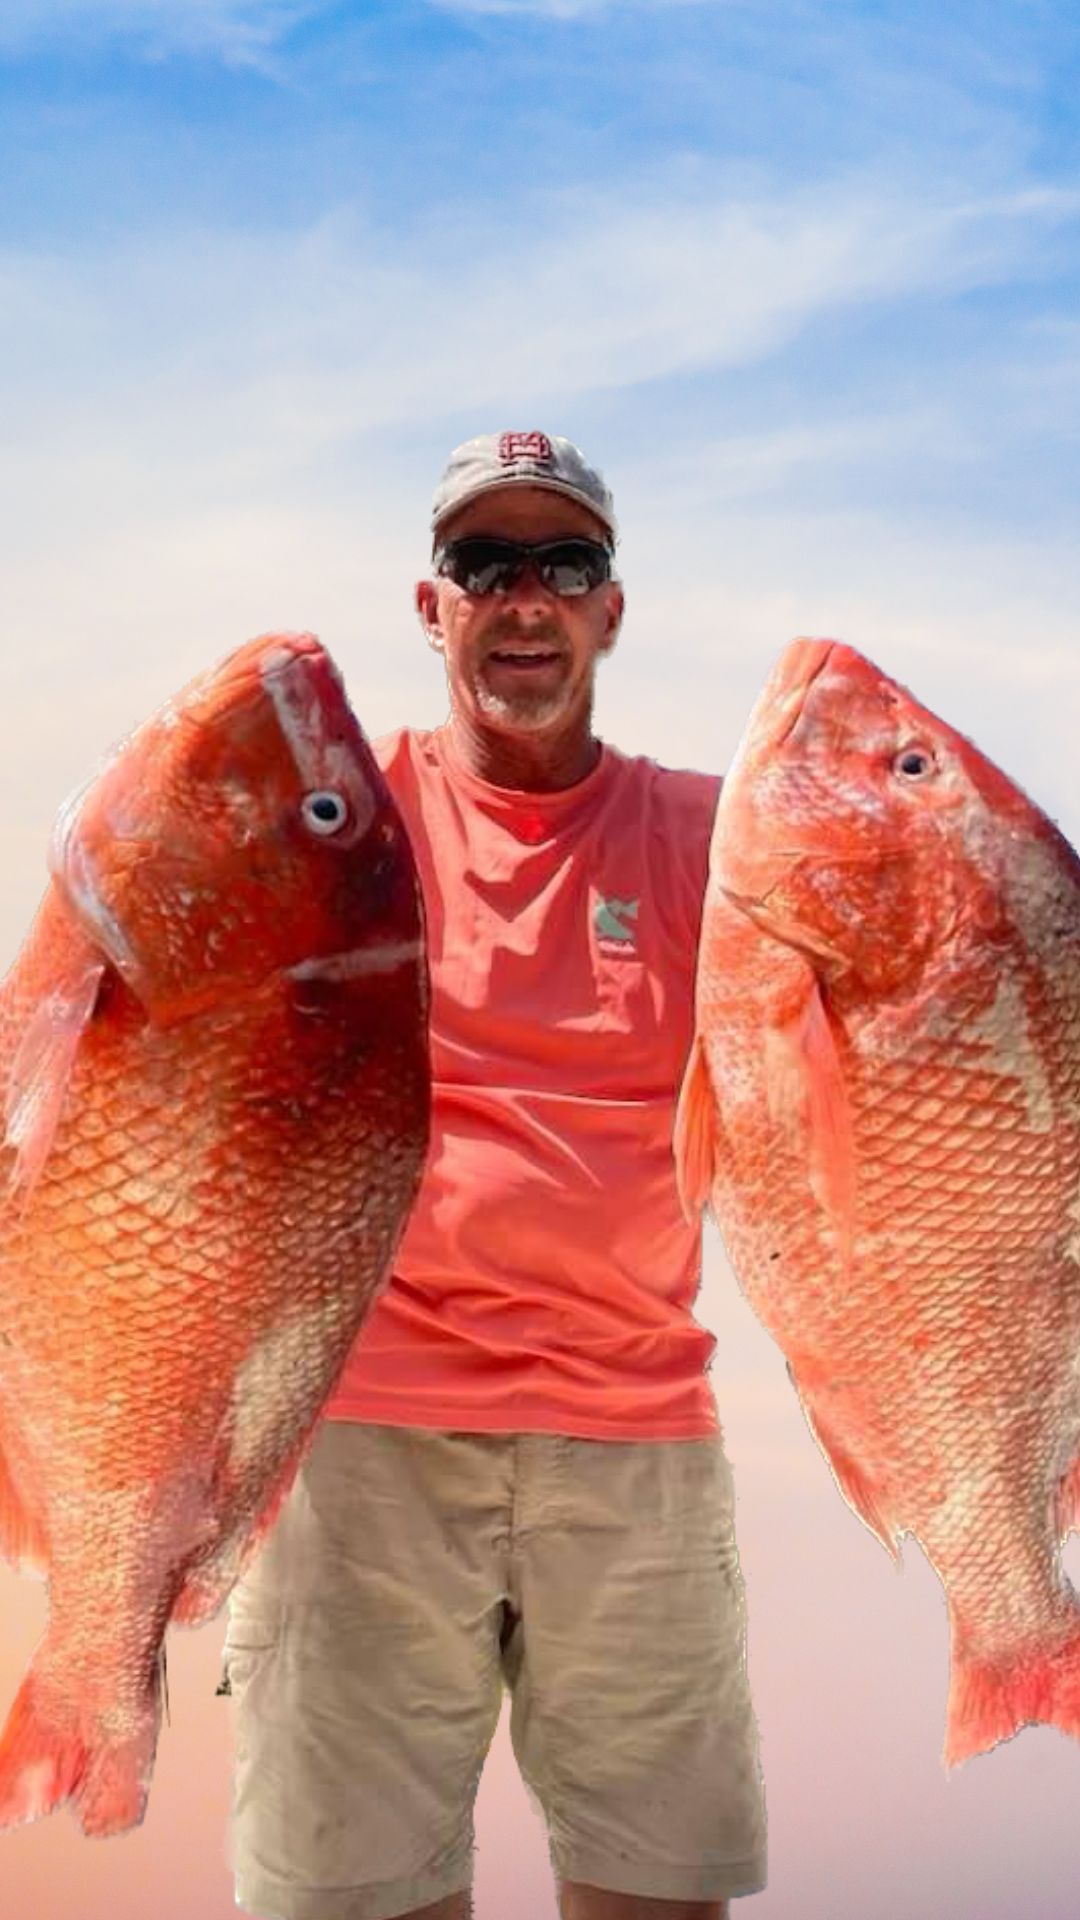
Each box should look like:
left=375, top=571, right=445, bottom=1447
left=594, top=896, right=640, bottom=950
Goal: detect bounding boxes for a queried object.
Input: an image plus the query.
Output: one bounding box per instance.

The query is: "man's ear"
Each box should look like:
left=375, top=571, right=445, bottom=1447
left=415, top=579, right=445, bottom=654
left=599, top=584, right=624, bottom=653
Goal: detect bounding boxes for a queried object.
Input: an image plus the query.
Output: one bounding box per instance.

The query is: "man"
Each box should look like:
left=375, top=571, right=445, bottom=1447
left=223, top=432, right=768, bottom=1920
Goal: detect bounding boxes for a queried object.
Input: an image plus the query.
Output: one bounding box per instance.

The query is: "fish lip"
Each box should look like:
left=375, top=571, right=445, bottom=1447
left=221, top=631, right=331, bottom=688
left=171, top=633, right=333, bottom=721
left=49, top=772, right=96, bottom=882
left=765, top=639, right=838, bottom=749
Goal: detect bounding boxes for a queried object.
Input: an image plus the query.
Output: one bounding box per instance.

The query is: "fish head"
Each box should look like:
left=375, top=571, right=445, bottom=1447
left=48, top=632, right=423, bottom=1022
left=714, top=636, right=1058, bottom=993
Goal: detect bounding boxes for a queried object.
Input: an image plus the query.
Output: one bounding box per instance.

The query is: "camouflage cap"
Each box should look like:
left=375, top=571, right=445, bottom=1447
left=431, top=431, right=617, bottom=548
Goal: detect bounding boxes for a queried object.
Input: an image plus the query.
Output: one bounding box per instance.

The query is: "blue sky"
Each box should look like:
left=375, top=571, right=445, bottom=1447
left=3, top=9, right=1080, bottom=1919
left=2, top=2, right=1078, bottom=713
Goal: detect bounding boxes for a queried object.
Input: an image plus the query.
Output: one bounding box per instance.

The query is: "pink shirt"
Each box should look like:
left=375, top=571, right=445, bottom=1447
left=324, top=726, right=721, bottom=1441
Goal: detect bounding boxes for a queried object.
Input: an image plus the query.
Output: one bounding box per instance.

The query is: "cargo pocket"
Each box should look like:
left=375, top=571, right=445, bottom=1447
left=217, top=1598, right=282, bottom=1699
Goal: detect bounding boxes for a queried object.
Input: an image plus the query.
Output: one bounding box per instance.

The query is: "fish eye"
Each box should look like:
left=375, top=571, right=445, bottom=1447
left=301, top=790, right=349, bottom=835
left=893, top=746, right=936, bottom=781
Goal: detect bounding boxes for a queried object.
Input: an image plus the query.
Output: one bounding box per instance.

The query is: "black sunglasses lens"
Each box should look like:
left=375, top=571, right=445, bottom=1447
left=438, top=540, right=522, bottom=594
left=436, top=537, right=611, bottom=597
left=535, top=541, right=611, bottom=596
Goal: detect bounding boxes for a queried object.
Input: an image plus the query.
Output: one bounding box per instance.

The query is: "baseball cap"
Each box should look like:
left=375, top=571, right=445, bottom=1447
left=431, top=431, right=618, bottom=548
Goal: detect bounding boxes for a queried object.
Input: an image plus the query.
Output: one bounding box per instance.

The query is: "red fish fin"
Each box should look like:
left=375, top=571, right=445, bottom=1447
left=769, top=978, right=856, bottom=1269
left=0, top=1439, right=49, bottom=1576
left=799, top=1391, right=900, bottom=1559
left=172, top=1440, right=311, bottom=1627
left=0, top=1659, right=158, bottom=1836
left=172, top=1575, right=227, bottom=1629
left=1053, top=1454, right=1080, bottom=1540
left=944, top=1622, right=1080, bottom=1767
left=0, top=1669, right=88, bottom=1831
left=3, top=956, right=106, bottom=1201
left=674, top=1032, right=721, bottom=1219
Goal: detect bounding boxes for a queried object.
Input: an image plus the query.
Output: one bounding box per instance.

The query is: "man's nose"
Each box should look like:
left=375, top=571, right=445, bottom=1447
left=498, top=560, right=557, bottom=609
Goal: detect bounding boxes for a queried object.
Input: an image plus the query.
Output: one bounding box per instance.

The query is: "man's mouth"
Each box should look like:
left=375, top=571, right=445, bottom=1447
left=486, top=646, right=564, bottom=671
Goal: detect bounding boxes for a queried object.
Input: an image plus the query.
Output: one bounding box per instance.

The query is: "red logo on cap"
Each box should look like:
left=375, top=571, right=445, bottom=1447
left=499, top=431, right=553, bottom=466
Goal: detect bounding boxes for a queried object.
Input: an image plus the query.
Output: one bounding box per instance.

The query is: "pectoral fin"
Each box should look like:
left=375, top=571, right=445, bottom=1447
left=4, top=951, right=106, bottom=1202
left=674, top=1031, right=722, bottom=1219
left=766, top=968, right=856, bottom=1270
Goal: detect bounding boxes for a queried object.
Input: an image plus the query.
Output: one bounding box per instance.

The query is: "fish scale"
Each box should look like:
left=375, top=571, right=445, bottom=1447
left=0, top=631, right=429, bottom=1835
left=676, top=635, right=1080, bottom=1765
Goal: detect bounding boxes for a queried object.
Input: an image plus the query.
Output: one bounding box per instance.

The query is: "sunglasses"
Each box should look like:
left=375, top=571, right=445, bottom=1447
left=433, top=536, right=613, bottom=599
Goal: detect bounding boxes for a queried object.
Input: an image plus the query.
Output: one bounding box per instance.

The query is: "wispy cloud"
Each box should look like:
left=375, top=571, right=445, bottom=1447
left=4, top=175, right=1075, bottom=476
left=1, top=166, right=1078, bottom=849
left=0, top=0, right=321, bottom=64
left=678, top=411, right=980, bottom=499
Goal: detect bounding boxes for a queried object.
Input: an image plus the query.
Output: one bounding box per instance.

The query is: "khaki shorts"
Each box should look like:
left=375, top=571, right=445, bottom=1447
left=221, top=1422, right=767, bottom=1920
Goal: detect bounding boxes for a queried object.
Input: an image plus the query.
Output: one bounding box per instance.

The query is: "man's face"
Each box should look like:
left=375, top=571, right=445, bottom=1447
left=416, top=486, right=624, bottom=742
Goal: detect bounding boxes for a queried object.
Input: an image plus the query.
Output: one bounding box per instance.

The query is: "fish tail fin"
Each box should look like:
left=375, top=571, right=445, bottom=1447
left=944, top=1622, right=1080, bottom=1767
left=0, top=1657, right=159, bottom=1836
left=0, top=1668, right=89, bottom=1830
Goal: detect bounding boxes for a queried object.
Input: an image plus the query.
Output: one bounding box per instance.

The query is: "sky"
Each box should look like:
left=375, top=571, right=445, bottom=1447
left=1, top=2, right=1080, bottom=1916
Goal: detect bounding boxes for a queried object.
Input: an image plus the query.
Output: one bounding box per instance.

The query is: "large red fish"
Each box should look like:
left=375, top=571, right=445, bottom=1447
left=0, top=632, right=429, bottom=1835
left=676, top=637, right=1080, bottom=1766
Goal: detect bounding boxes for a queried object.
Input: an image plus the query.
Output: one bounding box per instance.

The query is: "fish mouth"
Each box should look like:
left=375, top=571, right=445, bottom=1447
left=172, top=633, right=338, bottom=725
left=215, top=631, right=330, bottom=690
left=752, top=637, right=839, bottom=752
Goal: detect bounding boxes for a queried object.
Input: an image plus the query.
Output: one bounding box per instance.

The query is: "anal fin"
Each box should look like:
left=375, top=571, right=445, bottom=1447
left=798, top=1388, right=900, bottom=1560
left=172, top=1436, right=312, bottom=1628
left=0, top=1434, right=49, bottom=1577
